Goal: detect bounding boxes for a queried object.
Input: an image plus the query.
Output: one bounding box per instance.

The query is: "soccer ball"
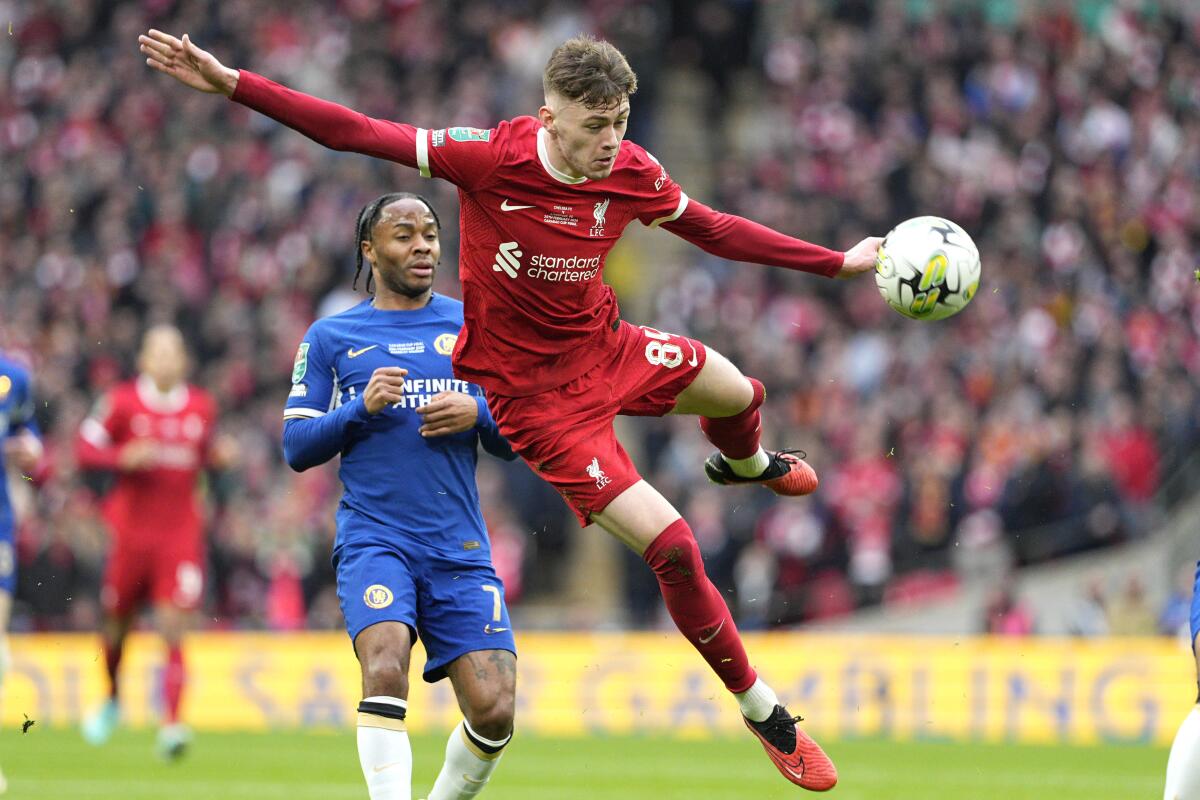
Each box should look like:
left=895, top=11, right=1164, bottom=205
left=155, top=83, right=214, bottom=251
left=874, top=216, right=981, bottom=321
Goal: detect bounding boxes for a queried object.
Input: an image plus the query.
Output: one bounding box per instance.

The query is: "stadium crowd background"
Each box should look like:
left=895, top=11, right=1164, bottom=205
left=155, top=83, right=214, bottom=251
left=2, top=0, right=1198, bottom=636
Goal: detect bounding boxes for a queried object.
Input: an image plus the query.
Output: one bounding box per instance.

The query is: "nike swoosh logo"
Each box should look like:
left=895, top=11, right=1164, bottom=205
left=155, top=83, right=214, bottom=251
left=500, top=200, right=535, bottom=211
left=372, top=761, right=405, bottom=773
left=686, top=340, right=699, bottom=367
left=462, top=774, right=487, bottom=784
left=484, top=624, right=509, bottom=634
left=347, top=345, right=378, bottom=358
left=698, top=619, right=725, bottom=644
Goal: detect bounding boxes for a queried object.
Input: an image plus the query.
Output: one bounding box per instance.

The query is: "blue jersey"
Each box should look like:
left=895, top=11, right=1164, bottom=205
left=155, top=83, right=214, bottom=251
left=0, top=354, right=38, bottom=593
left=1191, top=561, right=1200, bottom=648
left=283, top=295, right=514, bottom=557
left=0, top=355, right=37, bottom=524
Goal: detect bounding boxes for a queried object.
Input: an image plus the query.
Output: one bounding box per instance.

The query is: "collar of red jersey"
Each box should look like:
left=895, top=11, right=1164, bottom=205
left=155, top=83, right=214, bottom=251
left=537, top=128, right=589, bottom=186
left=135, top=374, right=190, bottom=414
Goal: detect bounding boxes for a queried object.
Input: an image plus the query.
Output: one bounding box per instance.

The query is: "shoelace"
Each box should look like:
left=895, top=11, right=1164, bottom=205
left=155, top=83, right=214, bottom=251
left=758, top=708, right=806, bottom=752
left=763, top=449, right=808, bottom=479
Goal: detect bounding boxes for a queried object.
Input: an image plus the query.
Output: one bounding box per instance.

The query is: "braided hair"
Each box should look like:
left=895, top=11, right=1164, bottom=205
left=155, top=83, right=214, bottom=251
left=353, top=192, right=443, bottom=292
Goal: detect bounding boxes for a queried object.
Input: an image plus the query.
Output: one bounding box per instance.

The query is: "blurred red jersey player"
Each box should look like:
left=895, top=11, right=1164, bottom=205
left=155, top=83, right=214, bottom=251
left=76, top=325, right=236, bottom=759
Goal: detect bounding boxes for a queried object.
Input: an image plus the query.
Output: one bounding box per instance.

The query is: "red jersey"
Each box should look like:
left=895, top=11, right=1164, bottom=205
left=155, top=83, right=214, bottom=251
left=233, top=71, right=844, bottom=396
left=77, top=376, right=216, bottom=544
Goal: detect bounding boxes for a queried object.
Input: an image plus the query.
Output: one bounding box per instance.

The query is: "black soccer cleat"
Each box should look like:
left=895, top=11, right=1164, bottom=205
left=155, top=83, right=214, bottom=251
left=704, top=449, right=819, bottom=496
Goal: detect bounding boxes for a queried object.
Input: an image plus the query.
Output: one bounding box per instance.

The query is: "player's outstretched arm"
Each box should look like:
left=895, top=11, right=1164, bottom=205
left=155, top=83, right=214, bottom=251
left=662, top=199, right=877, bottom=279
left=141, top=29, right=424, bottom=168
left=139, top=30, right=238, bottom=96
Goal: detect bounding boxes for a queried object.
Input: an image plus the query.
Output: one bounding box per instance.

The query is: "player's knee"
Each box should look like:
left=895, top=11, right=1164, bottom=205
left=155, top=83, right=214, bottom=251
left=360, top=654, right=410, bottom=698
left=466, top=692, right=515, bottom=741
left=644, top=519, right=703, bottom=586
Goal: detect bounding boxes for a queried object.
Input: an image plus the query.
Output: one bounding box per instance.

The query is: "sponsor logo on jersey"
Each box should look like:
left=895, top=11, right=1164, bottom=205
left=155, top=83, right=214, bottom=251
left=0, top=375, right=11, bottom=401
left=364, top=584, right=394, bottom=609
left=483, top=623, right=509, bottom=634
left=388, top=342, right=425, bottom=355
left=527, top=253, right=602, bottom=282
left=347, top=344, right=378, bottom=358
left=500, top=199, right=535, bottom=211
left=375, top=375, right=475, bottom=410
left=292, top=343, right=310, bottom=384
left=289, top=384, right=308, bottom=398
left=447, top=127, right=491, bottom=143
left=493, top=242, right=604, bottom=283
left=590, top=197, right=610, bottom=237
left=587, top=457, right=611, bottom=489
left=431, top=128, right=446, bottom=148
left=493, top=242, right=522, bottom=279
left=434, top=333, right=458, bottom=356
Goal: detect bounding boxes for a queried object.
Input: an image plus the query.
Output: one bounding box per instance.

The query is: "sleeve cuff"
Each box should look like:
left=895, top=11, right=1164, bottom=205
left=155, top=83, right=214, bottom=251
left=474, top=394, right=490, bottom=427
left=351, top=395, right=373, bottom=422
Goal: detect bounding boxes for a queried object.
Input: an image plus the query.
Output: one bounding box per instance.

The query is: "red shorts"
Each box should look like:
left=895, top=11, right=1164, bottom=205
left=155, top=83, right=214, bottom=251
left=101, top=540, right=204, bottom=615
left=488, top=321, right=707, bottom=525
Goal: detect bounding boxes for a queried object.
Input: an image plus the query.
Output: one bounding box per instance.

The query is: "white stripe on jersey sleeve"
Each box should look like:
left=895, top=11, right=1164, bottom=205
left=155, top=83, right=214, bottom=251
left=647, top=191, right=690, bottom=228
left=416, top=128, right=431, bottom=178
left=283, top=407, right=326, bottom=421
left=80, top=417, right=112, bottom=447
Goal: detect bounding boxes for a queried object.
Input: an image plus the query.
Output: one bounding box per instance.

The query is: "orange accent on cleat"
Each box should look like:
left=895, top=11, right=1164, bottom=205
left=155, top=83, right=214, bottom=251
left=762, top=452, right=819, bottom=497
left=744, top=707, right=838, bottom=792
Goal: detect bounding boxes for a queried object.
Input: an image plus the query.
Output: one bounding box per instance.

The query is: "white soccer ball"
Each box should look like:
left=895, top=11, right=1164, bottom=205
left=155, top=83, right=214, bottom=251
left=874, top=216, right=981, bottom=321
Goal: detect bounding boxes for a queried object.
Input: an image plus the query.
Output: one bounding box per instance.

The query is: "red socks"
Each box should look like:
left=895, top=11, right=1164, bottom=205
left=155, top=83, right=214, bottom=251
left=643, top=519, right=756, bottom=693
left=163, top=644, right=186, bottom=723
left=699, top=377, right=765, bottom=459
left=104, top=639, right=123, bottom=700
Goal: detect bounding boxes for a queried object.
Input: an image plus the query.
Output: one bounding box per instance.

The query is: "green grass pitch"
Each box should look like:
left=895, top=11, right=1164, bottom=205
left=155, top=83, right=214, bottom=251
left=1, top=728, right=1168, bottom=799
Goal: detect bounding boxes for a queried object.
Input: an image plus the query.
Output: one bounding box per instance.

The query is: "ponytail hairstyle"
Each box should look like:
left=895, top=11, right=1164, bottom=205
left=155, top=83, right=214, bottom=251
left=353, top=192, right=443, bottom=292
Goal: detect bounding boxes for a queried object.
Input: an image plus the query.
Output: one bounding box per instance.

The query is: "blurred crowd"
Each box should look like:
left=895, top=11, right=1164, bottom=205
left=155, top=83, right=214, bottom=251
left=2, top=0, right=1198, bottom=633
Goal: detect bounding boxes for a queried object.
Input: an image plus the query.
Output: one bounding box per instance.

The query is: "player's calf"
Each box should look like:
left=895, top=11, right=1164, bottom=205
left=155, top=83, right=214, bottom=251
left=643, top=519, right=756, bottom=692
left=430, top=650, right=516, bottom=800
left=354, top=623, right=414, bottom=800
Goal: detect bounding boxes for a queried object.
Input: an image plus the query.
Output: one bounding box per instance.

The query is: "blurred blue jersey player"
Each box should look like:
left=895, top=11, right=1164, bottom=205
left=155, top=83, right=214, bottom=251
left=0, top=353, right=41, bottom=794
left=283, top=193, right=518, bottom=800
left=1165, top=562, right=1200, bottom=799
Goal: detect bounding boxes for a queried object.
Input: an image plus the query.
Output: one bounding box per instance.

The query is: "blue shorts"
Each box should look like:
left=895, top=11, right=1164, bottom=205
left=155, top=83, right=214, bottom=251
left=0, top=516, right=14, bottom=595
left=1191, top=561, right=1200, bottom=648
left=333, top=507, right=516, bottom=683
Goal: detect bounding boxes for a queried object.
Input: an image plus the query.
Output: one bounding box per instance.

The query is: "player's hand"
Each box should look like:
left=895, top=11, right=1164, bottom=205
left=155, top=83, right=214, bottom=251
left=835, top=236, right=884, bottom=279
left=3, top=432, right=41, bottom=473
left=139, top=30, right=239, bottom=96
left=364, top=368, right=409, bottom=414
left=417, top=392, right=479, bottom=437
left=117, top=439, right=158, bottom=471
left=208, top=434, right=241, bottom=470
